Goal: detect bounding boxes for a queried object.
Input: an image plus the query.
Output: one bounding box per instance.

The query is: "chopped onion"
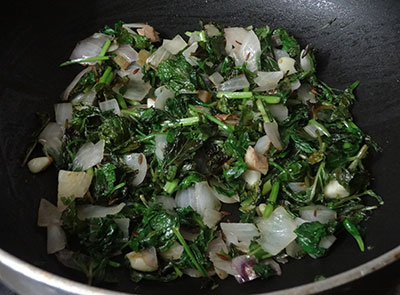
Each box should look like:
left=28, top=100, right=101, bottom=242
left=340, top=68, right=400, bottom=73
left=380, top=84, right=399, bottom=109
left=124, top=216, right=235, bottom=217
left=290, top=79, right=301, bottom=91
left=224, top=28, right=261, bottom=72
left=155, top=135, right=168, bottom=160
left=54, top=103, right=73, bottom=126
left=163, top=35, right=187, bottom=55
left=71, top=87, right=97, bottom=106
left=268, top=104, right=288, bottom=122
left=303, top=123, right=321, bottom=138
left=319, top=235, right=336, bottom=249
left=154, top=86, right=175, bottom=110
left=203, top=208, right=222, bottom=228
left=77, top=202, right=126, bottom=220
left=273, top=48, right=290, bottom=60
left=208, top=236, right=237, bottom=277
left=114, top=218, right=130, bottom=242
left=278, top=57, right=297, bottom=75
left=123, top=153, right=148, bottom=186
left=160, top=241, right=184, bottom=261
left=39, top=122, right=64, bottom=160
left=299, top=205, right=337, bottom=224
left=263, top=121, right=283, bottom=151
left=147, top=97, right=156, bottom=108
left=231, top=255, right=258, bottom=283
left=123, top=66, right=152, bottom=101
left=28, top=156, right=53, bottom=174
left=244, top=146, right=268, bottom=175
left=257, top=206, right=297, bottom=255
left=147, top=46, right=172, bottom=68
left=152, top=195, right=176, bottom=211
left=194, top=182, right=221, bottom=214
left=254, top=135, right=271, bottom=155
left=288, top=182, right=306, bottom=194
left=188, top=32, right=201, bottom=45
left=122, top=23, right=146, bottom=30
left=72, top=140, right=105, bottom=171
left=137, top=25, right=160, bottom=43
left=126, top=247, right=158, bottom=272
left=57, top=170, right=93, bottom=210
left=39, top=122, right=64, bottom=142
left=208, top=72, right=224, bottom=86
left=99, top=99, right=121, bottom=115
left=242, top=170, right=261, bottom=188
left=113, top=44, right=138, bottom=70
left=253, top=71, right=283, bottom=92
left=107, top=40, right=119, bottom=52
left=324, top=179, right=350, bottom=198
left=37, top=198, right=62, bottom=227
left=182, top=42, right=199, bottom=66
left=62, top=67, right=92, bottom=100
left=285, top=240, right=305, bottom=259
left=47, top=224, right=67, bottom=254
left=211, top=183, right=240, bottom=204
left=69, top=33, right=112, bottom=64
left=218, top=75, right=250, bottom=92
left=297, top=84, right=317, bottom=104
left=300, top=49, right=313, bottom=72
left=205, top=24, right=220, bottom=37
left=220, top=223, right=259, bottom=252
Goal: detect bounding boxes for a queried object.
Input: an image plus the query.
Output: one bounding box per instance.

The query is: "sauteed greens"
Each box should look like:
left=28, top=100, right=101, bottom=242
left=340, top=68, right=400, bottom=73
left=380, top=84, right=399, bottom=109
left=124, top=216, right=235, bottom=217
left=30, top=21, right=382, bottom=287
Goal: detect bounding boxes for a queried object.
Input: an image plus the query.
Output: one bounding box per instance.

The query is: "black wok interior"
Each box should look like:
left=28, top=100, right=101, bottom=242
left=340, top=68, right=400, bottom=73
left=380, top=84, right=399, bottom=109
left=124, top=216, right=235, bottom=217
left=0, top=0, right=399, bottom=294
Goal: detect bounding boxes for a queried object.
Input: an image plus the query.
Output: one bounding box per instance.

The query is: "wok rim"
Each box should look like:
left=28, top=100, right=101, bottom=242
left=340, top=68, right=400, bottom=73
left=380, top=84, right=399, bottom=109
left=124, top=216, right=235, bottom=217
left=0, top=246, right=399, bottom=295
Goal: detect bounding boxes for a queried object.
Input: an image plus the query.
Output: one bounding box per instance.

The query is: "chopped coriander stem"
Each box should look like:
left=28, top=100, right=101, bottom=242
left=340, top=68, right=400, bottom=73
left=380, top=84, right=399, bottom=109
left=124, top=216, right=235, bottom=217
left=254, top=95, right=281, bottom=104
left=262, top=179, right=272, bottom=195
left=189, top=105, right=234, bottom=133
left=121, top=109, right=140, bottom=117
left=348, top=144, right=368, bottom=171
left=162, top=116, right=200, bottom=128
left=199, top=31, right=207, bottom=42
left=99, top=39, right=111, bottom=57
left=309, top=119, right=331, bottom=137
left=164, top=179, right=179, bottom=194
left=263, top=182, right=280, bottom=218
left=309, top=161, right=326, bottom=201
left=343, top=219, right=365, bottom=252
left=172, top=227, right=209, bottom=278
left=116, top=94, right=128, bottom=109
left=59, top=55, right=109, bottom=67
left=216, top=91, right=253, bottom=99
left=98, top=66, right=113, bottom=85
left=268, top=161, right=285, bottom=172
left=108, top=260, right=121, bottom=267
left=256, top=99, right=271, bottom=122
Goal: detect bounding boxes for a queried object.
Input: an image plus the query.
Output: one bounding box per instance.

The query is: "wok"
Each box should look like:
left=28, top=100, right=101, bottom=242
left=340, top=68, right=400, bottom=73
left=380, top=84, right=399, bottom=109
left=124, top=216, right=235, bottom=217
left=0, top=0, right=399, bottom=294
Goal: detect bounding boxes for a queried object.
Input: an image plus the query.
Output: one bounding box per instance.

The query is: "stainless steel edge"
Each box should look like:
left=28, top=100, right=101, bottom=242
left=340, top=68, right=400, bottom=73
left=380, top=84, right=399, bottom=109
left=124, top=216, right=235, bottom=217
left=0, top=246, right=399, bottom=295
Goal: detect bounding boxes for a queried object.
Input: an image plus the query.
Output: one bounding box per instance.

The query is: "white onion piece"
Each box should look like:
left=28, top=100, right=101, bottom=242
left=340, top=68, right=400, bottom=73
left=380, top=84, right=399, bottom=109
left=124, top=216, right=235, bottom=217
left=297, top=84, right=317, bottom=104
left=62, top=67, right=92, bottom=100
left=154, top=86, right=175, bottom=110
left=278, top=57, right=297, bottom=75
left=290, top=79, right=301, bottom=91
left=288, top=182, right=306, bottom=194
left=163, top=35, right=188, bottom=55
left=124, top=67, right=152, bottom=101
left=107, top=40, right=119, bottom=52
left=39, top=122, right=64, bottom=159
left=194, top=182, right=221, bottom=215
left=324, top=180, right=350, bottom=199
left=47, top=224, right=67, bottom=254
left=242, top=170, right=261, bottom=188
left=208, top=236, right=237, bottom=276
left=123, top=153, right=148, bottom=186
left=182, top=42, right=199, bottom=66
left=208, top=72, right=224, bottom=86
left=37, top=198, right=62, bottom=227
left=203, top=208, right=222, bottom=229
left=57, top=170, right=93, bottom=210
left=176, top=187, right=197, bottom=211
left=205, top=24, right=220, bottom=37
left=39, top=122, right=64, bottom=142
left=263, top=121, right=283, bottom=151
left=147, top=98, right=156, bottom=108
left=220, top=223, right=259, bottom=252
left=160, top=241, right=184, bottom=261
left=71, top=87, right=97, bottom=106
left=319, top=235, right=336, bottom=249
left=224, top=28, right=261, bottom=72
left=114, top=44, right=138, bottom=63
left=257, top=206, right=297, bottom=255
left=231, top=255, right=259, bottom=283
left=244, top=146, right=269, bottom=175
left=268, top=104, right=288, bottom=122
left=218, top=75, right=250, bottom=92
left=99, top=99, right=121, bottom=116
left=299, top=205, right=337, bottom=224
left=54, top=103, right=73, bottom=126
left=285, top=240, right=304, bottom=259
left=300, top=49, right=313, bottom=72
left=72, top=140, right=105, bottom=171
left=28, top=157, right=53, bottom=174
left=155, top=135, right=168, bottom=160
left=254, top=135, right=271, bottom=155
left=152, top=195, right=176, bottom=211
left=137, top=25, right=160, bottom=43
left=273, top=48, right=290, bottom=60
left=122, top=23, right=146, bottom=30
left=147, top=46, right=172, bottom=68
left=126, top=247, right=158, bottom=272
left=211, top=184, right=240, bottom=204
left=114, top=218, right=130, bottom=242
left=69, top=33, right=112, bottom=64
left=303, top=123, right=321, bottom=138
left=77, top=203, right=126, bottom=220
left=188, top=32, right=201, bottom=45
left=253, top=71, right=283, bottom=92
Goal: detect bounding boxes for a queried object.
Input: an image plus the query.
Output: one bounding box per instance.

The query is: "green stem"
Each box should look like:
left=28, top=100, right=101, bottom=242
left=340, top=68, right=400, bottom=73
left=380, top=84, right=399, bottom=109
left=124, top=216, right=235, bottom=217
left=98, top=66, right=113, bottom=85
left=60, top=55, right=110, bottom=67
left=116, top=94, right=128, bottom=109
left=99, top=39, right=111, bottom=60
left=263, top=182, right=280, bottom=218
left=309, top=161, right=326, bottom=201
left=216, top=91, right=253, bottom=99
left=309, top=119, right=331, bottom=137
left=268, top=161, right=285, bottom=172
left=343, top=219, right=365, bottom=252
left=164, top=180, right=179, bottom=194
left=162, top=116, right=200, bottom=128
left=189, top=105, right=234, bottom=133
left=256, top=99, right=272, bottom=122
left=348, top=144, right=368, bottom=171
left=254, top=95, right=281, bottom=104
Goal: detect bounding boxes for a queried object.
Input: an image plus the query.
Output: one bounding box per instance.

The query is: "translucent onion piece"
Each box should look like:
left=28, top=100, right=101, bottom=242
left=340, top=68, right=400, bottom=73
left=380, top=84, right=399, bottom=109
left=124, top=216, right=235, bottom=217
left=69, top=33, right=112, bottom=64
left=123, top=67, right=152, bottom=101
left=211, top=183, right=240, bottom=204
left=57, top=170, right=93, bottom=210
left=113, top=44, right=138, bottom=69
left=182, top=42, right=199, bottom=66
left=285, top=240, right=305, bottom=259
left=231, top=255, right=258, bottom=283
left=297, top=84, right=317, bottom=104
left=288, top=182, right=306, bottom=194
left=319, top=235, right=336, bottom=249
left=47, top=224, right=67, bottom=254
left=300, top=49, right=313, bottom=72
left=218, top=75, right=250, bottom=92
left=220, top=223, right=259, bottom=252
left=299, top=205, right=337, bottom=224
left=257, top=206, right=297, bottom=255
left=54, top=103, right=73, bottom=126
left=39, top=122, right=64, bottom=159
left=155, top=135, right=168, bottom=160
left=273, top=48, right=290, bottom=60
left=126, top=247, right=158, bottom=272
left=208, top=236, right=237, bottom=276
left=62, top=67, right=91, bottom=100
left=244, top=146, right=268, bottom=175
left=55, top=249, right=80, bottom=270
left=194, top=182, right=221, bottom=214
left=253, top=71, right=283, bottom=92
left=278, top=57, right=297, bottom=75
left=123, top=153, right=148, bottom=186
left=154, top=86, right=175, bottom=110
left=175, top=186, right=197, bottom=209
left=208, top=72, right=224, bottom=86
left=163, top=35, right=188, bottom=55
left=114, top=218, right=130, bottom=242
left=290, top=79, right=301, bottom=91
left=268, top=104, right=288, bottom=122
left=203, top=208, right=222, bottom=229
left=137, top=25, right=160, bottom=43
left=242, top=169, right=262, bottom=188
left=72, top=140, right=105, bottom=171
left=204, top=24, right=220, bottom=37
left=160, top=241, right=184, bottom=261
left=71, top=87, right=97, bottom=106
left=188, top=32, right=201, bottom=45
left=263, top=121, right=283, bottom=151
left=39, top=122, right=64, bottom=142
left=324, top=179, right=350, bottom=198
left=254, top=135, right=271, bottom=155
left=99, top=99, right=121, bottom=116
left=77, top=202, right=126, bottom=220
left=147, top=97, right=156, bottom=108
left=152, top=195, right=176, bottom=211
left=37, top=198, right=62, bottom=227
left=303, top=123, right=321, bottom=138
left=147, top=46, right=172, bottom=68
